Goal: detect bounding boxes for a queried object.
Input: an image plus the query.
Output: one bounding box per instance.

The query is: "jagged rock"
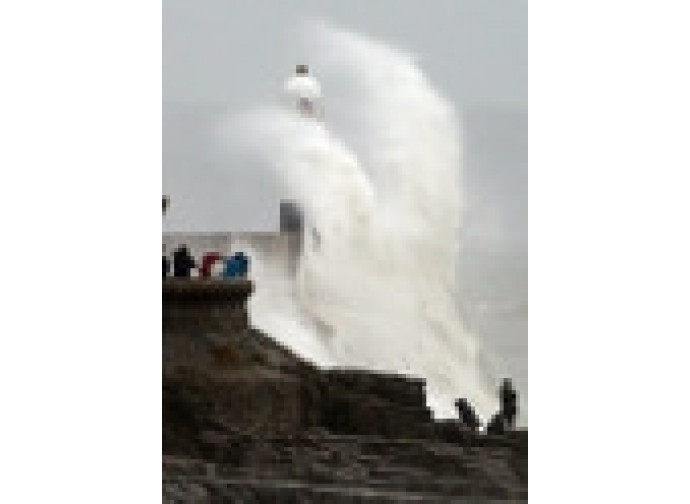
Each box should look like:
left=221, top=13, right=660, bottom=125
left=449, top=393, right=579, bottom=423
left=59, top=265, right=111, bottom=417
left=163, top=280, right=527, bottom=501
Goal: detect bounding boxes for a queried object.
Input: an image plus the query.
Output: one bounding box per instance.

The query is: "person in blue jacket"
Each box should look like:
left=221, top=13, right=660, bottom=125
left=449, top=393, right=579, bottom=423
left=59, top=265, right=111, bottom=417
left=235, top=252, right=250, bottom=277
left=223, top=252, right=250, bottom=278
left=223, top=255, right=238, bottom=278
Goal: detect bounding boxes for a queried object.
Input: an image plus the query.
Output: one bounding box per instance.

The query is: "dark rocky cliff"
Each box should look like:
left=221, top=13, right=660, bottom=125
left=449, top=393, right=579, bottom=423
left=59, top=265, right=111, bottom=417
left=163, top=279, right=527, bottom=502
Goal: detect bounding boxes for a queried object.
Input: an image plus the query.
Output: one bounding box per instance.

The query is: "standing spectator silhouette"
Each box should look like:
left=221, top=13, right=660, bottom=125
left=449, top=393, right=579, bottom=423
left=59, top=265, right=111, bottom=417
left=499, top=378, right=518, bottom=430
left=235, top=252, right=250, bottom=277
left=484, top=378, right=519, bottom=435
left=486, top=412, right=507, bottom=435
left=163, top=245, right=170, bottom=278
left=223, top=254, right=239, bottom=278
left=173, top=245, right=196, bottom=278
left=201, top=252, right=222, bottom=278
left=223, top=252, right=250, bottom=278
left=454, top=398, right=481, bottom=432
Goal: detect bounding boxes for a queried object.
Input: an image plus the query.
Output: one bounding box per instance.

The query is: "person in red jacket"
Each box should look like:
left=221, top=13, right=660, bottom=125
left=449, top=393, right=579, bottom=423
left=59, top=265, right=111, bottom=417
left=200, top=252, right=222, bottom=278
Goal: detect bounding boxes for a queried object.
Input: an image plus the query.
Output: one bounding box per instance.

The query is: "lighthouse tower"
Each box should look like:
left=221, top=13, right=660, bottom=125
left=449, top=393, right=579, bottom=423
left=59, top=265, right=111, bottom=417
left=281, top=64, right=324, bottom=120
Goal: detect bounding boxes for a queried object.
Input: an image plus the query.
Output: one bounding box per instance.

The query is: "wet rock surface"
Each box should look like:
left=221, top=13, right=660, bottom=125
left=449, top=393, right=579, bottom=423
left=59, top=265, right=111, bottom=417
left=163, top=280, right=527, bottom=502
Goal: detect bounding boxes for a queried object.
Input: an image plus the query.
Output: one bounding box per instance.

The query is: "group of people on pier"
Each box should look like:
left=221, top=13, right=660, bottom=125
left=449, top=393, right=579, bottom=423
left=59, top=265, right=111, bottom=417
left=163, top=244, right=250, bottom=279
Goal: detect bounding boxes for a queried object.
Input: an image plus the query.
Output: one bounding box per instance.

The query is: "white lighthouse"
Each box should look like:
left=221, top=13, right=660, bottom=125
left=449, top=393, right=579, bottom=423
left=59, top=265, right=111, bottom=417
left=281, top=64, right=324, bottom=120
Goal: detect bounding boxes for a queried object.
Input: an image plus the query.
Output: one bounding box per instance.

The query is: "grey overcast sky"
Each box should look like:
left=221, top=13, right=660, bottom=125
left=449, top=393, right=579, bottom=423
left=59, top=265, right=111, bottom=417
left=163, top=0, right=527, bottom=245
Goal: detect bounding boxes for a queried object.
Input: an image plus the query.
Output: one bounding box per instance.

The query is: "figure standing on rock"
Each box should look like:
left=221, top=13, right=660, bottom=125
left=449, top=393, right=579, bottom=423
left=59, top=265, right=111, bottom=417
left=500, top=378, right=518, bottom=430
left=454, top=398, right=481, bottom=432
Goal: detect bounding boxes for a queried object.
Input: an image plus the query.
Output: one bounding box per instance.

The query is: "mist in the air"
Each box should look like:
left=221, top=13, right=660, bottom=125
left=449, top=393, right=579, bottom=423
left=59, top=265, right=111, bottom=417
left=228, top=23, right=504, bottom=421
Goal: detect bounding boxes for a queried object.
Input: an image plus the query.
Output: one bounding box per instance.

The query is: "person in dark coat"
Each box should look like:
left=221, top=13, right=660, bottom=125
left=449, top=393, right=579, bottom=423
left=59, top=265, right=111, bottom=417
left=163, top=245, right=170, bottom=278
left=173, top=245, right=196, bottom=278
left=486, top=412, right=507, bottom=435
left=499, top=378, right=518, bottom=429
left=454, top=398, right=481, bottom=432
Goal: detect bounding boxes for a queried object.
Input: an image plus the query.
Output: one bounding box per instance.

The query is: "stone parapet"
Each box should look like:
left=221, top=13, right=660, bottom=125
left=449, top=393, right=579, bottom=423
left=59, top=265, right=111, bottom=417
left=163, top=279, right=253, bottom=333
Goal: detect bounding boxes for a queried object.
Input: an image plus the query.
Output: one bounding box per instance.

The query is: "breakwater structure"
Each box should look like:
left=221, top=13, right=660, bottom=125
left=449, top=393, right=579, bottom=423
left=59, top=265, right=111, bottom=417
left=163, top=200, right=303, bottom=278
left=162, top=276, right=528, bottom=502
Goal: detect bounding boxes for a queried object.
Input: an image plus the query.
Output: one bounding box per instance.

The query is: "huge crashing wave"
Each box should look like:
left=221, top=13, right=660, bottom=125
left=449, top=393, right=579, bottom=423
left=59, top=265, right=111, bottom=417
left=229, top=23, right=500, bottom=421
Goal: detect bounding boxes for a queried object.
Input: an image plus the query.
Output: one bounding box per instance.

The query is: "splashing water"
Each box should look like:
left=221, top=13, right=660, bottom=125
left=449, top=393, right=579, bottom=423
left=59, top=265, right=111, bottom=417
left=233, top=24, right=499, bottom=421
